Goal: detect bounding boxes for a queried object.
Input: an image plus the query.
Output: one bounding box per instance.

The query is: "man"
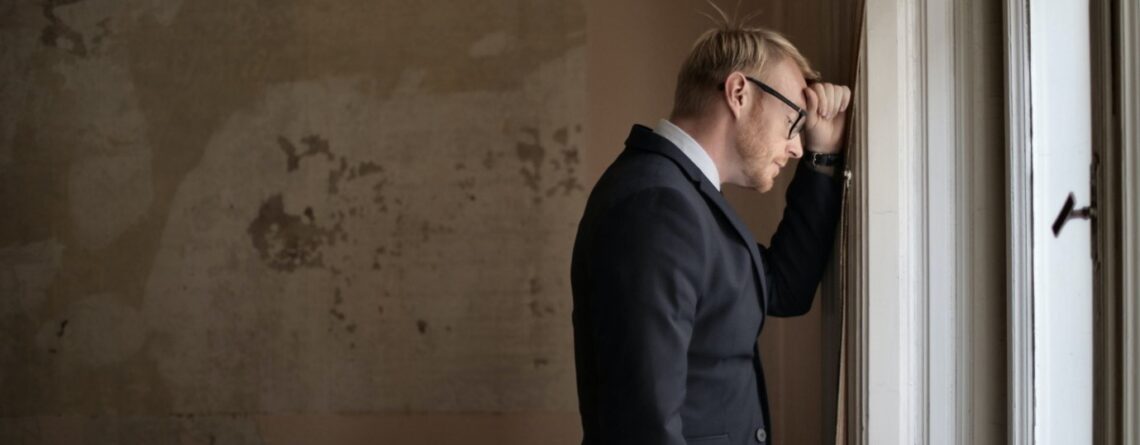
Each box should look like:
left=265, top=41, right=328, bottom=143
left=570, top=25, right=851, bottom=445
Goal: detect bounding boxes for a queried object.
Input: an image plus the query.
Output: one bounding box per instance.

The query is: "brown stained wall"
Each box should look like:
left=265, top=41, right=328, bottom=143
left=1, top=0, right=868, bottom=443
left=2, top=0, right=585, bottom=443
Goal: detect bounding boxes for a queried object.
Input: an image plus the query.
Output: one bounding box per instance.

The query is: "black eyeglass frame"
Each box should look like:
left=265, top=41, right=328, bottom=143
left=718, top=76, right=807, bottom=140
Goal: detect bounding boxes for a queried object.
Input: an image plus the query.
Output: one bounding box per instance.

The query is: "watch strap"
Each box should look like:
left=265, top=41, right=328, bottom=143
left=806, top=151, right=843, bottom=167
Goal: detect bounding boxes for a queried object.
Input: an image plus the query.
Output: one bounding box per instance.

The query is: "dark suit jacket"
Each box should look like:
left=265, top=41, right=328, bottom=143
left=571, top=125, right=842, bottom=445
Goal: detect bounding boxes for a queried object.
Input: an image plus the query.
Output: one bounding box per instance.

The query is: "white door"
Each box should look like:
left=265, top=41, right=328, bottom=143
left=1027, top=0, right=1094, bottom=442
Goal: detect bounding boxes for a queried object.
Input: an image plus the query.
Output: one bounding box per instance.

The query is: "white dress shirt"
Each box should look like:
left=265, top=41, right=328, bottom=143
left=653, top=119, right=722, bottom=191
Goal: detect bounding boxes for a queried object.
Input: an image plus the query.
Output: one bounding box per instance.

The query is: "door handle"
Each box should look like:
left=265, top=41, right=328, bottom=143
left=1051, top=192, right=1095, bottom=237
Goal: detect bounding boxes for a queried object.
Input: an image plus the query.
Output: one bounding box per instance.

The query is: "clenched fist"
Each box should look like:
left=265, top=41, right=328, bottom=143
left=802, top=82, right=852, bottom=154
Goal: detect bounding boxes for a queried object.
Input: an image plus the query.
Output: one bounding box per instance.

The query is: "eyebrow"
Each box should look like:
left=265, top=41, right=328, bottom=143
left=747, top=77, right=803, bottom=113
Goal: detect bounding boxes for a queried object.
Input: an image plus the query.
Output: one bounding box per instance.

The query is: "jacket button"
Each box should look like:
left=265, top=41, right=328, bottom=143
left=755, top=427, right=767, bottom=443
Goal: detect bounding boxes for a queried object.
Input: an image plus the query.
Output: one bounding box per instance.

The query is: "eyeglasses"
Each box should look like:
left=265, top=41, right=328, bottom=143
left=719, top=76, right=807, bottom=140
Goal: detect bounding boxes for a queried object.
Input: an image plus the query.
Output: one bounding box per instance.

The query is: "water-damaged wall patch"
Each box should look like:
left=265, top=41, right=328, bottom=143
left=246, top=195, right=344, bottom=272
left=278, top=135, right=333, bottom=172
left=251, top=133, right=391, bottom=273
left=34, top=293, right=146, bottom=367
left=40, top=0, right=89, bottom=57
left=516, top=126, right=545, bottom=194
left=514, top=124, right=584, bottom=203
left=38, top=0, right=117, bottom=57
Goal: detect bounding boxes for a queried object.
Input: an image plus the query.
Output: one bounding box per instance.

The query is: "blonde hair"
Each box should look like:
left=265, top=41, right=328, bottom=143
left=672, top=24, right=819, bottom=118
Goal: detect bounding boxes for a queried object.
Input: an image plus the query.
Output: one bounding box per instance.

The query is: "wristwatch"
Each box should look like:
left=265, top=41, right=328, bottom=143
left=805, top=150, right=843, bottom=167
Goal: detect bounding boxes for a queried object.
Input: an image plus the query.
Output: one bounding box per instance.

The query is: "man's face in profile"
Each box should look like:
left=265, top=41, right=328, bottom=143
left=734, top=58, right=807, bottom=192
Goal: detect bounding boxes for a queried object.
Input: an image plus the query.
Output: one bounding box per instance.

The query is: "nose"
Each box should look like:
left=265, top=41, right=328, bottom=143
left=788, top=135, right=804, bottom=159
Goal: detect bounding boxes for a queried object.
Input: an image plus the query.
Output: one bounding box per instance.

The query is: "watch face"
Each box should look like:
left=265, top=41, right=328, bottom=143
left=809, top=152, right=838, bottom=166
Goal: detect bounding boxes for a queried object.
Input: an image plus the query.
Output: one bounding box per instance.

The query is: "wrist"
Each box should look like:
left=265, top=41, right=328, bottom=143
left=803, top=150, right=843, bottom=167
left=805, top=144, right=841, bottom=155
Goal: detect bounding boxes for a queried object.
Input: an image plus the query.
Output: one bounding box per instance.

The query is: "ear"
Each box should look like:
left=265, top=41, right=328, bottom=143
left=722, top=72, right=750, bottom=120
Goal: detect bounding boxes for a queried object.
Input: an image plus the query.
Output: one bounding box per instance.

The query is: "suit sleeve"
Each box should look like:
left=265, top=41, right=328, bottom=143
left=583, top=187, right=706, bottom=444
left=761, top=162, right=843, bottom=317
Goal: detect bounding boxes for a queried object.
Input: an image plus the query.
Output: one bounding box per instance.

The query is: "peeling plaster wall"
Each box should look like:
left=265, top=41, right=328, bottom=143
left=2, top=0, right=585, bottom=443
left=1, top=0, right=873, bottom=443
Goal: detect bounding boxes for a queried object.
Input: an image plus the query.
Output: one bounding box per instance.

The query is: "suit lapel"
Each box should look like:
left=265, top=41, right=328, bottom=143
left=624, top=125, right=770, bottom=315
left=695, top=181, right=770, bottom=314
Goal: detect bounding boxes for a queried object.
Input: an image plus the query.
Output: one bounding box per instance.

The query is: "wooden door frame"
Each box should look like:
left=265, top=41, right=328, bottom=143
left=1091, top=0, right=1140, bottom=441
left=1092, top=0, right=1121, bottom=442
left=1121, top=0, right=1140, bottom=442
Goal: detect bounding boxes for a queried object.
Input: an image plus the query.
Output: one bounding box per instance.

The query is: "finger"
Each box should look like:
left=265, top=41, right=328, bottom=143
left=841, top=86, right=852, bottom=112
left=817, top=84, right=828, bottom=118
left=804, top=84, right=820, bottom=118
left=812, top=83, right=828, bottom=117
left=837, top=86, right=851, bottom=113
left=834, top=83, right=843, bottom=118
left=821, top=83, right=835, bottom=119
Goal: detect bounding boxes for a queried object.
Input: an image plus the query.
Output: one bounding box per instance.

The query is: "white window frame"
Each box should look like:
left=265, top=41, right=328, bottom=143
left=854, top=0, right=984, bottom=442
left=862, top=0, right=925, bottom=441
left=1007, top=0, right=1102, bottom=443
left=857, top=0, right=1123, bottom=442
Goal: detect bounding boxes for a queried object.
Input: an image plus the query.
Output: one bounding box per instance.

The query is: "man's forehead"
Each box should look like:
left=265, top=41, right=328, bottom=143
left=773, top=80, right=808, bottom=111
left=764, top=59, right=809, bottom=109
left=790, top=81, right=808, bottom=110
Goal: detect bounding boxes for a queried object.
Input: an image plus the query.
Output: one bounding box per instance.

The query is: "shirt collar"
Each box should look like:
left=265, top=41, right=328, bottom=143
left=653, top=119, right=721, bottom=191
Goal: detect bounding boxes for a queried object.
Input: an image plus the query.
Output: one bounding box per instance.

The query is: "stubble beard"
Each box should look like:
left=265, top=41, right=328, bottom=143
left=735, top=119, right=778, bottom=193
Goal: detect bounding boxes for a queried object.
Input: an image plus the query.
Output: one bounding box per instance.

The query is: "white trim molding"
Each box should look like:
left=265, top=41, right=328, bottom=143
left=1003, top=0, right=1035, bottom=442
left=1122, top=0, right=1140, bottom=442
left=926, top=0, right=967, bottom=442
left=859, top=0, right=983, bottom=442
left=949, top=0, right=1009, bottom=442
left=864, top=0, right=925, bottom=441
